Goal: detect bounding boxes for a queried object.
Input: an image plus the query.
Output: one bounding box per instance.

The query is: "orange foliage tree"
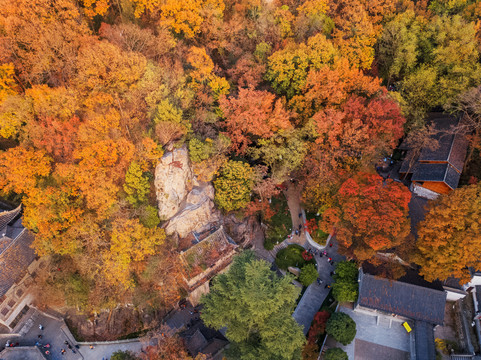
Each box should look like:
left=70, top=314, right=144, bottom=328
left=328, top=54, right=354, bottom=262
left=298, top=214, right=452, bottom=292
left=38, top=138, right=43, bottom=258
left=308, top=94, right=405, bottom=181
left=290, top=58, right=382, bottom=118
left=0, top=63, right=17, bottom=101
left=0, top=0, right=90, bottom=86
left=414, top=184, right=481, bottom=284
left=0, top=147, right=51, bottom=196
left=321, top=173, right=411, bottom=261
left=329, top=0, right=377, bottom=69
left=219, top=87, right=293, bottom=154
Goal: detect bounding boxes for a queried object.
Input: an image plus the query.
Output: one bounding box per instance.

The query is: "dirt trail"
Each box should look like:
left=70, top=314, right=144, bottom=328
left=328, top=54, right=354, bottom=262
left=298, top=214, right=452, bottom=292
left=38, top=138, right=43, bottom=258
left=283, top=183, right=306, bottom=246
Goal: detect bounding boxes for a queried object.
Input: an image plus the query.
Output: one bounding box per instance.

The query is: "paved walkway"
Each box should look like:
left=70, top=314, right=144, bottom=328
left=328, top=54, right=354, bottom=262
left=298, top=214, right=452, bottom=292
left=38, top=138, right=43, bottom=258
left=293, top=237, right=344, bottom=335
left=330, top=305, right=411, bottom=359
left=0, top=309, right=143, bottom=360
left=251, top=182, right=346, bottom=336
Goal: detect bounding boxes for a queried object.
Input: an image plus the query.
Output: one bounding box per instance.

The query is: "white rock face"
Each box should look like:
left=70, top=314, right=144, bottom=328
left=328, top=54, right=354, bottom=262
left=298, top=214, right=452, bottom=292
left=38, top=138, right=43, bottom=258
left=154, top=146, right=193, bottom=220
left=165, top=183, right=220, bottom=238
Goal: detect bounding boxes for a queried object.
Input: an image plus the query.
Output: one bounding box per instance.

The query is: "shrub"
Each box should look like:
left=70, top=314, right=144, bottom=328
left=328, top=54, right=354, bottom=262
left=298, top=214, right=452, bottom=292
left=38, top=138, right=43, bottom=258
left=324, top=348, right=348, bottom=360
left=299, top=263, right=318, bottom=286
left=326, top=312, right=356, bottom=345
left=275, top=244, right=314, bottom=270
left=334, top=261, right=358, bottom=282
left=214, top=160, right=254, bottom=212
left=139, top=205, right=160, bottom=228
left=332, top=261, right=359, bottom=302
left=110, top=350, right=138, bottom=360
left=302, top=250, right=313, bottom=261
left=332, top=281, right=358, bottom=303
left=307, top=310, right=330, bottom=344
left=264, top=238, right=275, bottom=250
left=189, top=137, right=214, bottom=163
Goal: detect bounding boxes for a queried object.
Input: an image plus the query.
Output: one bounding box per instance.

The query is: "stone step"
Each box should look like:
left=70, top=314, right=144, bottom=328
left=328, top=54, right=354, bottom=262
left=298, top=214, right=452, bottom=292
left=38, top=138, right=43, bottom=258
left=13, top=308, right=38, bottom=335
left=268, top=240, right=290, bottom=258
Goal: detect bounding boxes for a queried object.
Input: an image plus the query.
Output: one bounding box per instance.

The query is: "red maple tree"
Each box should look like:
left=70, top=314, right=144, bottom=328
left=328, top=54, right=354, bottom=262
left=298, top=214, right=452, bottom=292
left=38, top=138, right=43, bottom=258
left=321, top=172, right=411, bottom=261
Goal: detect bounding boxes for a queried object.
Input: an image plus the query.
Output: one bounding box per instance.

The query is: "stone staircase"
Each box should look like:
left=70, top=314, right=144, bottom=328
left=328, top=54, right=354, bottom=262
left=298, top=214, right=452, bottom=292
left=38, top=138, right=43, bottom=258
left=268, top=239, right=290, bottom=259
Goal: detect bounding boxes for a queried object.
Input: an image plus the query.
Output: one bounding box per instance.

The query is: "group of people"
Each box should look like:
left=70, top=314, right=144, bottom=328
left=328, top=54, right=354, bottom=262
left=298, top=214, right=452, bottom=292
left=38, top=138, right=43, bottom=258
left=35, top=324, right=78, bottom=356
left=308, top=246, right=336, bottom=290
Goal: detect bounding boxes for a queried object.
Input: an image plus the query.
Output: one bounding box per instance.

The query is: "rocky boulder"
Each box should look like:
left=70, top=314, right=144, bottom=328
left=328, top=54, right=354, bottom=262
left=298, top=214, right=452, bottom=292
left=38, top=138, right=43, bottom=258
left=154, top=146, right=194, bottom=220
left=223, top=213, right=264, bottom=246
left=165, top=183, right=220, bottom=239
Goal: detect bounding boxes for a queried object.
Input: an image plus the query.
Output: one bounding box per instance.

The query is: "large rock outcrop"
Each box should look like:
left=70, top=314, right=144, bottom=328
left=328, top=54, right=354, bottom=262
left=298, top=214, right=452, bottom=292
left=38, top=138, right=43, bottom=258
left=165, top=183, right=220, bottom=239
left=223, top=213, right=264, bottom=246
left=154, top=147, right=194, bottom=220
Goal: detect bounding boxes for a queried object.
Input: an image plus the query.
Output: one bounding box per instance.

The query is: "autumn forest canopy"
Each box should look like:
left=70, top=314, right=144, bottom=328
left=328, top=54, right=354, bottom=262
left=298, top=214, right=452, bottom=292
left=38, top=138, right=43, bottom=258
left=0, top=0, right=481, bottom=312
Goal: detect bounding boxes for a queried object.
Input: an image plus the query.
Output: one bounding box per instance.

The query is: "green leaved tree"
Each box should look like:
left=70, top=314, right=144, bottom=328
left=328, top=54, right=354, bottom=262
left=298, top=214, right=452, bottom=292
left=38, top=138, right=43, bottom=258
left=201, top=250, right=306, bottom=360
left=332, top=261, right=359, bottom=302
left=123, top=161, right=150, bottom=207
left=326, top=312, right=356, bottom=346
left=324, top=347, right=348, bottom=360
left=214, top=160, right=254, bottom=212
left=299, top=263, right=318, bottom=286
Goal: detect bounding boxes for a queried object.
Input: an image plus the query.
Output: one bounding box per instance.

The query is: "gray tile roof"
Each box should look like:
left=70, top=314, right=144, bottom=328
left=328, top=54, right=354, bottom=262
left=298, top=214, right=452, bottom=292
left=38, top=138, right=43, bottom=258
left=357, top=272, right=446, bottom=325
left=0, top=205, right=38, bottom=297
left=414, top=320, right=436, bottom=360
left=0, top=205, right=21, bottom=231
left=0, top=229, right=36, bottom=297
left=418, top=115, right=469, bottom=172
left=411, top=163, right=461, bottom=190
left=398, top=113, right=468, bottom=192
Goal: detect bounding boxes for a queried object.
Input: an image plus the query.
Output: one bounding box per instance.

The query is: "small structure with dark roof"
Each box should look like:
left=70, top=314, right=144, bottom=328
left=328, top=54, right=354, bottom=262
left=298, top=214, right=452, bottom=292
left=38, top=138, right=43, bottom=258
left=180, top=319, right=228, bottom=359
left=399, top=113, right=469, bottom=197
left=0, top=205, right=39, bottom=332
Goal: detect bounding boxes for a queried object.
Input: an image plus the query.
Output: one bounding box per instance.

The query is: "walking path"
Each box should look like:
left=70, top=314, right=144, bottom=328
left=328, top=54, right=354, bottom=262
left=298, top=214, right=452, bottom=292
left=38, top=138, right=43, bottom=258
left=284, top=184, right=306, bottom=246
left=293, top=237, right=344, bottom=335
left=0, top=309, right=143, bottom=360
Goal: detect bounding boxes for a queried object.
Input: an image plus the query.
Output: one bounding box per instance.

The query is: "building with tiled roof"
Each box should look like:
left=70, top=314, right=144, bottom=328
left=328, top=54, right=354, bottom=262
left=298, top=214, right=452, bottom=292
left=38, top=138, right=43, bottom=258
left=0, top=205, right=39, bottom=332
left=179, top=225, right=237, bottom=305
left=399, top=113, right=469, bottom=198
left=357, top=271, right=446, bottom=325
left=355, top=270, right=447, bottom=360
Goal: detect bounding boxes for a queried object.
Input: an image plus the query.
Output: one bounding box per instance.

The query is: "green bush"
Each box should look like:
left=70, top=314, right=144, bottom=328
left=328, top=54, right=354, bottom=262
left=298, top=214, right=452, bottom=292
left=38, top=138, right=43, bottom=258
left=264, top=195, right=292, bottom=246
left=110, top=350, right=138, bottom=360
left=332, top=261, right=359, bottom=302
left=214, top=161, right=254, bottom=212
left=266, top=224, right=288, bottom=246
left=326, top=312, right=356, bottom=346
left=139, top=205, right=160, bottom=228
left=324, top=347, right=348, bottom=360
left=275, top=244, right=315, bottom=270
left=299, top=263, right=318, bottom=286
left=189, top=137, right=214, bottom=163
left=264, top=238, right=275, bottom=250
left=332, top=281, right=358, bottom=303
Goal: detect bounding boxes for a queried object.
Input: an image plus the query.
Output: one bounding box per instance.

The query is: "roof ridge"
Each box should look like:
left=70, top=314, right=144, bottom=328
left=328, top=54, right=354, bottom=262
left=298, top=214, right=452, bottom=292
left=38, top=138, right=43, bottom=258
left=363, top=273, right=445, bottom=295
